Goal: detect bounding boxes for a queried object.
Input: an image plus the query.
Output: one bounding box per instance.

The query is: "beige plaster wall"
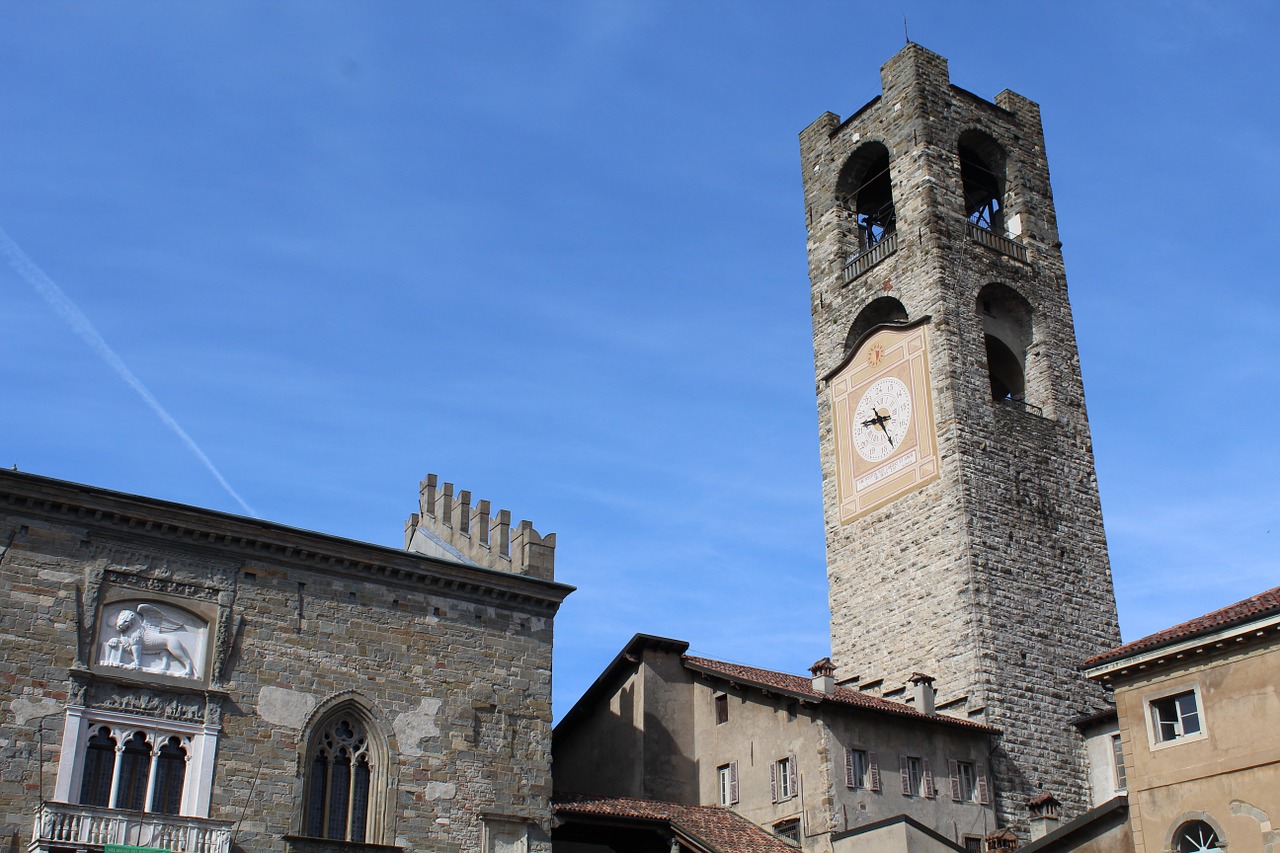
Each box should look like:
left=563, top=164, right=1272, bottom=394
left=1113, top=639, right=1280, bottom=853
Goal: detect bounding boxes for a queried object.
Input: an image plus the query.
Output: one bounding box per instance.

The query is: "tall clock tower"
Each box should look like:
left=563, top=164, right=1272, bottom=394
left=799, top=44, right=1121, bottom=821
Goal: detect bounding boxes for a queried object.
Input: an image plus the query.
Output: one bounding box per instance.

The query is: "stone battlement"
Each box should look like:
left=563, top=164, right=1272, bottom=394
left=404, top=473, right=555, bottom=581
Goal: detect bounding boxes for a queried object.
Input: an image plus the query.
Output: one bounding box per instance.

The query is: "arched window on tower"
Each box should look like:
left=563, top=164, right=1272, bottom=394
left=836, top=142, right=897, bottom=260
left=958, top=131, right=1007, bottom=235
left=302, top=701, right=389, bottom=845
left=845, top=297, right=909, bottom=358
left=977, top=284, right=1035, bottom=409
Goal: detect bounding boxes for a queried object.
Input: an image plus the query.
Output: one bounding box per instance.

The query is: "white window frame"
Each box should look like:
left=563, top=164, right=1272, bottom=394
left=771, top=756, right=797, bottom=803
left=1145, top=684, right=1207, bottom=750
left=716, top=762, right=738, bottom=806
left=776, top=758, right=793, bottom=800
left=956, top=760, right=976, bottom=802
left=54, top=706, right=219, bottom=818
left=1111, top=733, right=1127, bottom=792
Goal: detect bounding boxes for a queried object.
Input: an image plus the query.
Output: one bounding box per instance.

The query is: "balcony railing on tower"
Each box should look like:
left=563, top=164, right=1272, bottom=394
left=965, top=221, right=1028, bottom=263
left=843, top=230, right=898, bottom=282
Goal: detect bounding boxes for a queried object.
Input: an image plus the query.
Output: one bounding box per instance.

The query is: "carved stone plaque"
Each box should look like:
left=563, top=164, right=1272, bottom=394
left=97, top=600, right=209, bottom=681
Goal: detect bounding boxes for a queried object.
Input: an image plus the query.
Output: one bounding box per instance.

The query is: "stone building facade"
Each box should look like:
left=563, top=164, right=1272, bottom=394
left=798, top=43, right=1121, bottom=821
left=0, top=468, right=571, bottom=853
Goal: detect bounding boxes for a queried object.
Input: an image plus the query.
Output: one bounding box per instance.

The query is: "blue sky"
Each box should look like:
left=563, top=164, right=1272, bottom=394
left=2, top=2, right=1277, bottom=718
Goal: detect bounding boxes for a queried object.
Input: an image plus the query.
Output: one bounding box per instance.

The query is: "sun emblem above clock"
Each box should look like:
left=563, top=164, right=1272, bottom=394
left=826, top=319, right=939, bottom=521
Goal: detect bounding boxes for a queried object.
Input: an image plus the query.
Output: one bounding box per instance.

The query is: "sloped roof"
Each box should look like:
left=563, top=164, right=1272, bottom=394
left=1083, top=585, right=1280, bottom=668
left=684, top=656, right=995, bottom=733
left=555, top=794, right=796, bottom=853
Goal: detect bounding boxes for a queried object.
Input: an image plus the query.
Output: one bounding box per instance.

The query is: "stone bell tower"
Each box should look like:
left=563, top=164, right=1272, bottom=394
left=798, top=44, right=1121, bottom=822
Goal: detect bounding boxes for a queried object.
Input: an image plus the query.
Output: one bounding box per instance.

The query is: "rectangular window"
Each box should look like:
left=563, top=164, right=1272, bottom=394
left=1111, top=734, right=1127, bottom=791
left=716, top=762, right=738, bottom=806
left=899, top=755, right=932, bottom=797
left=771, top=756, right=797, bottom=802
left=964, top=837, right=984, bottom=853
left=846, top=749, right=868, bottom=789
left=715, top=694, right=729, bottom=725
left=903, top=756, right=922, bottom=796
left=1150, top=690, right=1202, bottom=743
left=952, top=760, right=977, bottom=802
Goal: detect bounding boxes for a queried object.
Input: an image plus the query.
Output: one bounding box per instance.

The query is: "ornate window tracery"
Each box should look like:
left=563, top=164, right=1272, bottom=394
left=71, top=722, right=190, bottom=814
left=301, top=704, right=389, bottom=845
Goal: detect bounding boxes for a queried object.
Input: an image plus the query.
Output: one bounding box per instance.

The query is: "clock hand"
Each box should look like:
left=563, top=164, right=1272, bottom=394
left=877, top=413, right=894, bottom=447
left=861, top=410, right=895, bottom=446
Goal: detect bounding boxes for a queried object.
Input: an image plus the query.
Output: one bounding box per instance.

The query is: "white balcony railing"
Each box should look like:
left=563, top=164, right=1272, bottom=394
left=32, top=802, right=233, bottom=853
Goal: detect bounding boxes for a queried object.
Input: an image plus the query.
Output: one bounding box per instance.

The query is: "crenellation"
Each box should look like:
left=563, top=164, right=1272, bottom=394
left=406, top=473, right=554, bottom=581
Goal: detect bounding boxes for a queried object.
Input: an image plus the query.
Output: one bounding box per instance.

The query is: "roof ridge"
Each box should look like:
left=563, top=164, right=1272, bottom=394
left=1085, top=584, right=1280, bottom=667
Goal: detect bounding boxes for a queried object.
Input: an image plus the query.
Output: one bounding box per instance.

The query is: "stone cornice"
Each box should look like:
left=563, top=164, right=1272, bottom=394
left=0, top=470, right=574, bottom=613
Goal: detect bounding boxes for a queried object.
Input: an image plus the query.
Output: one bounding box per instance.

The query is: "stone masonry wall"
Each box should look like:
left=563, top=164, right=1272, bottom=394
left=799, top=44, right=1121, bottom=827
left=0, top=471, right=569, bottom=853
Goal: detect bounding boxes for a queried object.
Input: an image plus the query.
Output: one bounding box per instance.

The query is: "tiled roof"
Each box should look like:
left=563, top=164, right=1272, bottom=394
left=1083, top=585, right=1280, bottom=668
left=555, top=794, right=796, bottom=853
left=683, top=656, right=995, bottom=733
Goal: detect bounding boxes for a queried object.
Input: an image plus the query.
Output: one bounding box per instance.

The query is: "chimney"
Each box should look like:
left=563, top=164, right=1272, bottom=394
left=909, top=672, right=936, bottom=715
left=810, top=658, right=836, bottom=694
left=1028, top=791, right=1062, bottom=840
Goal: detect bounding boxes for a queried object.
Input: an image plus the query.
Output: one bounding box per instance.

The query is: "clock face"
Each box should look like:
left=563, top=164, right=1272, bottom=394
left=853, top=377, right=912, bottom=462
left=827, top=322, right=939, bottom=522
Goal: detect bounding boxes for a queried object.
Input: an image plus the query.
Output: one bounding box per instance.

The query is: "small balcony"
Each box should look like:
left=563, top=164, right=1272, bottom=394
left=843, top=231, right=898, bottom=282
left=965, top=221, right=1028, bottom=263
left=31, top=802, right=233, bottom=853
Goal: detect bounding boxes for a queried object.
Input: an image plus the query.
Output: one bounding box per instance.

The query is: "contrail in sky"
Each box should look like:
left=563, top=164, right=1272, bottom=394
left=0, top=227, right=258, bottom=517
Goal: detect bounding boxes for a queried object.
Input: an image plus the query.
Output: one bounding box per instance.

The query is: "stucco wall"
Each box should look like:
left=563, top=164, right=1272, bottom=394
left=1113, top=638, right=1280, bottom=853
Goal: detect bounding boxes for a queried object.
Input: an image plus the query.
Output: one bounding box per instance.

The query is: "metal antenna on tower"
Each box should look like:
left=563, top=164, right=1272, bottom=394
left=904, top=16, right=911, bottom=45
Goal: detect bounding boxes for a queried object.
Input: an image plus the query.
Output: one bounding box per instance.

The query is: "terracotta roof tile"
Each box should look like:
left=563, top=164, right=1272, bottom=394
left=555, top=794, right=796, bottom=853
left=1084, top=585, right=1280, bottom=668
left=682, top=656, right=995, bottom=733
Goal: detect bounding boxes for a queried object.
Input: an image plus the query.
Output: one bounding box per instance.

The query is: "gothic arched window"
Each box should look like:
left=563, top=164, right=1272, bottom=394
left=79, top=726, right=116, bottom=808
left=152, top=736, right=188, bottom=815
left=303, top=707, right=387, bottom=844
left=117, top=731, right=153, bottom=811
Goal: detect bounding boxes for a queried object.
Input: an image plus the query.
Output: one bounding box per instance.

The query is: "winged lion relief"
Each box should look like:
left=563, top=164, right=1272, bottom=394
left=98, top=601, right=208, bottom=681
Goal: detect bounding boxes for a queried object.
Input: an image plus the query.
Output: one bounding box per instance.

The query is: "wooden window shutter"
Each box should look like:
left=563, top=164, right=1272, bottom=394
left=899, top=755, right=911, bottom=795
left=976, top=763, right=990, bottom=805
left=730, top=761, right=739, bottom=805
left=770, top=761, right=778, bottom=802
left=922, top=758, right=936, bottom=798
left=867, top=752, right=881, bottom=792
left=788, top=754, right=798, bottom=799
left=845, top=749, right=855, bottom=788
left=948, top=760, right=961, bottom=802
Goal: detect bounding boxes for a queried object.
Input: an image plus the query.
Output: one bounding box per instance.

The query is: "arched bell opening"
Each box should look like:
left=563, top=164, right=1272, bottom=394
left=959, top=130, right=1008, bottom=235
left=836, top=142, right=896, bottom=255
